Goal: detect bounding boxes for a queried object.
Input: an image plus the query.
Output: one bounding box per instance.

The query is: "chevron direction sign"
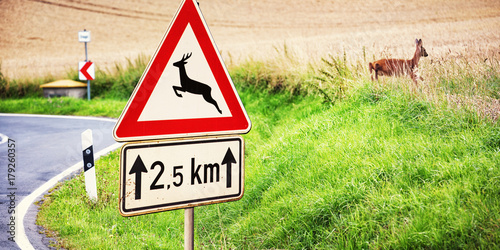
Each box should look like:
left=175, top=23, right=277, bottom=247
left=78, top=61, right=94, bottom=81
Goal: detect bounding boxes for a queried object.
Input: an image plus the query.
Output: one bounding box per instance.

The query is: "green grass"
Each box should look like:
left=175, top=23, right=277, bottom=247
left=3, top=49, right=499, bottom=248
left=37, top=149, right=186, bottom=249
left=0, top=97, right=126, bottom=117
left=232, top=87, right=500, bottom=249
left=36, top=84, right=500, bottom=249
left=0, top=55, right=148, bottom=99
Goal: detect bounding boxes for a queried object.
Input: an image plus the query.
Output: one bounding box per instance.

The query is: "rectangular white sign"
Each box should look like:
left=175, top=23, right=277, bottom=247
left=78, top=30, right=91, bottom=42
left=119, top=136, right=244, bottom=216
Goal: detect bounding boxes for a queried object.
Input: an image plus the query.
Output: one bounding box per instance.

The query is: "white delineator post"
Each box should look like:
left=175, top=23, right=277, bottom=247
left=81, top=129, right=98, bottom=201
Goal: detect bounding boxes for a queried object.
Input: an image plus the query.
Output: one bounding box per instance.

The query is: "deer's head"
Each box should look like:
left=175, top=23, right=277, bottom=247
left=173, top=53, right=192, bottom=68
left=416, top=39, right=429, bottom=57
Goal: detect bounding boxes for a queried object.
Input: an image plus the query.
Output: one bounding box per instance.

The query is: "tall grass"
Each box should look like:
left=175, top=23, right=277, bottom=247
left=424, top=48, right=500, bottom=121
left=30, top=46, right=500, bottom=249
left=428, top=49, right=500, bottom=98
left=36, top=83, right=500, bottom=249
left=2, top=45, right=498, bottom=123
left=0, top=55, right=149, bottom=99
left=228, top=44, right=314, bottom=96
left=65, top=55, right=150, bottom=99
left=0, top=63, right=52, bottom=98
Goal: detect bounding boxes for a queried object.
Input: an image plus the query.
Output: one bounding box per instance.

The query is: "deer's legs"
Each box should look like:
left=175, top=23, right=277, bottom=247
left=203, top=92, right=222, bottom=114
left=410, top=72, right=419, bottom=86
left=173, top=86, right=184, bottom=97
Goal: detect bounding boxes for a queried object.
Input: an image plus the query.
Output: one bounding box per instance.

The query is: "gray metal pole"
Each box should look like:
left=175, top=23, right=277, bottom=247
left=85, top=41, right=90, bottom=100
left=87, top=79, right=90, bottom=101
left=184, top=208, right=194, bottom=250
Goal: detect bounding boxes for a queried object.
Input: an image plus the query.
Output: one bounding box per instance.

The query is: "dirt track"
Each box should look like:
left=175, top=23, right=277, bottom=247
left=1, top=0, right=499, bottom=79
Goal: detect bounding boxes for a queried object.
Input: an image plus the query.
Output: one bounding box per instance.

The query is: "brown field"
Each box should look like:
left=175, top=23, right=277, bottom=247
left=1, top=0, right=499, bottom=79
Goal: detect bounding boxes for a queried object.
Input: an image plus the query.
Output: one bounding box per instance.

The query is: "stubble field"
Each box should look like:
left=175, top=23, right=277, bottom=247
left=1, top=0, right=499, bottom=79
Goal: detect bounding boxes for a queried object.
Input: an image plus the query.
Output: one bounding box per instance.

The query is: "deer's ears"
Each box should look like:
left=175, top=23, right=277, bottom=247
left=416, top=39, right=422, bottom=45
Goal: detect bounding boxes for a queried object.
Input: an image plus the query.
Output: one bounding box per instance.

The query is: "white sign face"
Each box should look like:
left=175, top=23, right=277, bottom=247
left=78, top=30, right=91, bottom=42
left=138, top=24, right=232, bottom=121
left=119, top=136, right=244, bottom=216
left=78, top=61, right=95, bottom=81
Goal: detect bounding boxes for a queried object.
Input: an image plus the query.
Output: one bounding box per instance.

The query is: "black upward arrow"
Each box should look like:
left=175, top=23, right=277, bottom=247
left=129, top=155, right=148, bottom=200
left=221, top=148, right=237, bottom=188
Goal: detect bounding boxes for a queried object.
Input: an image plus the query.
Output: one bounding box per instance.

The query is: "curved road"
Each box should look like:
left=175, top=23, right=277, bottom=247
left=0, top=114, right=121, bottom=249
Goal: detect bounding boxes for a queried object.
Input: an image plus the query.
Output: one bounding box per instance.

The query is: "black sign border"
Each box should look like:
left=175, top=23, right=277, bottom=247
left=119, top=136, right=243, bottom=217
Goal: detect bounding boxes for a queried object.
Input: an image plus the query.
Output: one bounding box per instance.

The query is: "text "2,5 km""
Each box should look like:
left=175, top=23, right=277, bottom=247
left=119, top=136, right=244, bottom=216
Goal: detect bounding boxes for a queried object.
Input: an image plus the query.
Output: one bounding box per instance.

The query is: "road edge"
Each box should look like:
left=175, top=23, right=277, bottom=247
left=0, top=113, right=121, bottom=250
left=17, top=142, right=122, bottom=249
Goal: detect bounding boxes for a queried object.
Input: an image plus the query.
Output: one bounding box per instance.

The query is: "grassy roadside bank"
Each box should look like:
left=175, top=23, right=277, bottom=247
left=0, top=97, right=126, bottom=118
left=2, top=49, right=499, bottom=248
left=35, top=84, right=500, bottom=249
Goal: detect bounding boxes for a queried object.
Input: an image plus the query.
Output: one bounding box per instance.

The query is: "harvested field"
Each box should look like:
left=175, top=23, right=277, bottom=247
left=1, top=0, right=499, bottom=79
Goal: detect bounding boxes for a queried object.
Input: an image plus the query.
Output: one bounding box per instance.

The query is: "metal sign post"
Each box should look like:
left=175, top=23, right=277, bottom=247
left=184, top=208, right=194, bottom=250
left=114, top=1, right=252, bottom=249
left=78, top=29, right=91, bottom=100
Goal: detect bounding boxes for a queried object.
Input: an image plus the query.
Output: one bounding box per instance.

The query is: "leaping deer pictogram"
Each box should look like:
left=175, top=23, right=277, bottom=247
left=172, top=53, right=222, bottom=114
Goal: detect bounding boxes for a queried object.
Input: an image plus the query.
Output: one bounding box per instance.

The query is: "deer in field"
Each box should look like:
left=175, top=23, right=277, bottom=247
left=172, top=53, right=222, bottom=114
left=369, top=39, right=428, bottom=85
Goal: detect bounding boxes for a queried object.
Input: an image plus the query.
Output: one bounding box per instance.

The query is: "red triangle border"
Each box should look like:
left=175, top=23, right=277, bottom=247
left=113, top=0, right=250, bottom=141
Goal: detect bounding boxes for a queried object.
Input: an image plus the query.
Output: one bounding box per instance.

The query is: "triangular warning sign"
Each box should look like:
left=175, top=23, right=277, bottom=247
left=113, top=0, right=251, bottom=142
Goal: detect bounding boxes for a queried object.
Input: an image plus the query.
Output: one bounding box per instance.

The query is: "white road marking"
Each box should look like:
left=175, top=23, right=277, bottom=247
left=0, top=113, right=121, bottom=249
left=0, top=133, right=8, bottom=144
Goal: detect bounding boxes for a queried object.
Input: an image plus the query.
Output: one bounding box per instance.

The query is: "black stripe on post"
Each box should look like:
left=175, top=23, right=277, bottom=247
left=83, top=145, right=94, bottom=172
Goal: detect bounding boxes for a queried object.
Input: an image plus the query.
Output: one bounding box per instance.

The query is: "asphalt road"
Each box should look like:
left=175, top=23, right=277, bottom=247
left=0, top=114, right=120, bottom=249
